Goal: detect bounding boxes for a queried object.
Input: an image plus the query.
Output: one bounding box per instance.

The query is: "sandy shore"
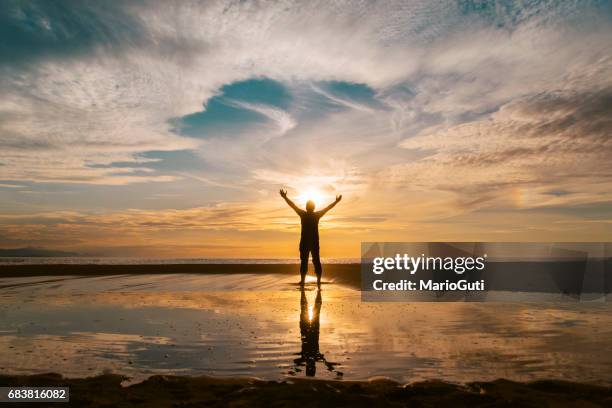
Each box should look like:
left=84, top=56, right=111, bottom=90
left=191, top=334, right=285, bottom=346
left=1, top=372, right=611, bottom=407
left=3, top=261, right=609, bottom=295
left=0, top=262, right=359, bottom=276
left=0, top=263, right=363, bottom=288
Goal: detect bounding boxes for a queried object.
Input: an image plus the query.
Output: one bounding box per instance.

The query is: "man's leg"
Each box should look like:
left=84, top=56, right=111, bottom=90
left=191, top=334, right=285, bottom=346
left=299, top=248, right=309, bottom=285
left=312, top=246, right=322, bottom=288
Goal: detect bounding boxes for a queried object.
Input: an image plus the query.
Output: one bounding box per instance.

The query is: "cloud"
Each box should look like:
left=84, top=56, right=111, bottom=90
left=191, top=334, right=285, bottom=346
left=399, top=77, right=612, bottom=209
left=0, top=198, right=387, bottom=256
left=310, top=85, right=376, bottom=113
left=224, top=99, right=296, bottom=136
left=0, top=0, right=481, bottom=184
left=0, top=0, right=611, bottom=251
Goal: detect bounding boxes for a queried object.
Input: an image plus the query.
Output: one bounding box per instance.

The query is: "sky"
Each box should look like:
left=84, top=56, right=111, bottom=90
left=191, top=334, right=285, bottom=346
left=1, top=0, right=611, bottom=258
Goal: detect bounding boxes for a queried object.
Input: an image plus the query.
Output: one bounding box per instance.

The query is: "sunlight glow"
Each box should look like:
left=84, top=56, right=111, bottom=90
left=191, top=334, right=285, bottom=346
left=304, top=275, right=318, bottom=283
left=297, top=188, right=325, bottom=208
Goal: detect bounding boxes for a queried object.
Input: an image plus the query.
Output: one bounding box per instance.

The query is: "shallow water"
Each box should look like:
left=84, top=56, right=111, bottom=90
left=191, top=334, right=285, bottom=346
left=0, top=273, right=611, bottom=384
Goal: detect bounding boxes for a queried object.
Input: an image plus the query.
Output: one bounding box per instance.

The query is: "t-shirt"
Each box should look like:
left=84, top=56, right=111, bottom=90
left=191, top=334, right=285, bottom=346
left=299, top=210, right=322, bottom=247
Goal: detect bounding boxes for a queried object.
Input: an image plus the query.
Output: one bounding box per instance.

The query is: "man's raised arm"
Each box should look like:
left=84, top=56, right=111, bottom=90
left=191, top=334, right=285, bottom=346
left=318, top=194, right=342, bottom=217
left=280, top=189, right=303, bottom=215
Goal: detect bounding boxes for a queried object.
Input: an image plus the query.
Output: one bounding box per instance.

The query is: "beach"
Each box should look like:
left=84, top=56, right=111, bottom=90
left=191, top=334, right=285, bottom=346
left=0, top=262, right=362, bottom=288
left=1, top=262, right=612, bottom=405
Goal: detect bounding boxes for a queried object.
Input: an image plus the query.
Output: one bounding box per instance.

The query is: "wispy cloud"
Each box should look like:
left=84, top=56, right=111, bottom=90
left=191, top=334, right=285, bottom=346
left=224, top=99, right=296, bottom=136
left=310, top=85, right=376, bottom=113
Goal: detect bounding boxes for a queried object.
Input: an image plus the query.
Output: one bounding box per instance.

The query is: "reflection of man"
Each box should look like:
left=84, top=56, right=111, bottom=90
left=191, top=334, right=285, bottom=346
left=293, top=288, right=340, bottom=377
left=280, top=189, right=342, bottom=288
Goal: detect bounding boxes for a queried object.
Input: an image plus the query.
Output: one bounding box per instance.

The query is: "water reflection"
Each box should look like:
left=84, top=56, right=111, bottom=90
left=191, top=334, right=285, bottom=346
left=2, top=274, right=612, bottom=384
left=292, top=288, right=341, bottom=377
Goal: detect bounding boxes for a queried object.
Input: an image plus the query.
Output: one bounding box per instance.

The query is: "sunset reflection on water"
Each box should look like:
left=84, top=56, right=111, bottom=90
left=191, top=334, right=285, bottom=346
left=0, top=273, right=611, bottom=385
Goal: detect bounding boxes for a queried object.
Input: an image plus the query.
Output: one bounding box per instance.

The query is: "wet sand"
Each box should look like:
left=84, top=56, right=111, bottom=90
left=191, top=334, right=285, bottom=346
left=1, top=267, right=612, bottom=405
left=0, top=263, right=362, bottom=287
left=1, top=372, right=611, bottom=407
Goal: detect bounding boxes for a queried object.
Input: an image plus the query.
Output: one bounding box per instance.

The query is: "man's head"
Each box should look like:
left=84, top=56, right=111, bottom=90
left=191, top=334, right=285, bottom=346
left=306, top=200, right=315, bottom=212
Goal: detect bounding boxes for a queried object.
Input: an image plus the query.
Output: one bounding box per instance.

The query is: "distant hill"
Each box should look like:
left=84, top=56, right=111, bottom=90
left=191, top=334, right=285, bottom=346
left=0, top=248, right=79, bottom=257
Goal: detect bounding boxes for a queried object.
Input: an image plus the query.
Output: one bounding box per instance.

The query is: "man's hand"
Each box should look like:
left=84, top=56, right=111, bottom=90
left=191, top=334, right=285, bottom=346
left=280, top=188, right=302, bottom=215
left=318, top=193, right=342, bottom=216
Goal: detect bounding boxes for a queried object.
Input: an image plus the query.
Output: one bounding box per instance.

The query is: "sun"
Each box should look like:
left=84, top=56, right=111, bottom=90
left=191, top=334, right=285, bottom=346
left=296, top=188, right=325, bottom=208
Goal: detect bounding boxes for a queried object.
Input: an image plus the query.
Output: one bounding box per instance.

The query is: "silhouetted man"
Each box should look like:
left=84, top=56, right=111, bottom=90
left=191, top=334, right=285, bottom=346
left=280, top=189, right=341, bottom=287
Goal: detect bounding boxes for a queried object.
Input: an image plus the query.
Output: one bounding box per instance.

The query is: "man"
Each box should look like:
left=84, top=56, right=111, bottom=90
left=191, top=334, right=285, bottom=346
left=280, top=189, right=342, bottom=287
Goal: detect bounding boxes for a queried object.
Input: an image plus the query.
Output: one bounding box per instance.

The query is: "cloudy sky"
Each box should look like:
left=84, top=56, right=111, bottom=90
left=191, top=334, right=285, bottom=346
left=1, top=0, right=611, bottom=257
